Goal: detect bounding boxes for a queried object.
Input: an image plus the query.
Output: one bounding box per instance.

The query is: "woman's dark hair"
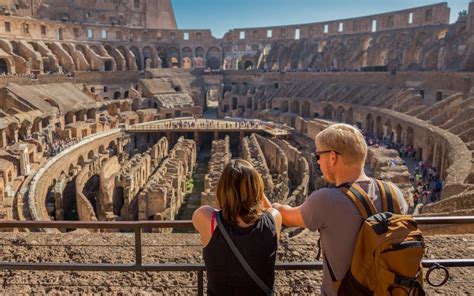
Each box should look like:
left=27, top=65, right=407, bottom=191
left=216, top=159, right=266, bottom=224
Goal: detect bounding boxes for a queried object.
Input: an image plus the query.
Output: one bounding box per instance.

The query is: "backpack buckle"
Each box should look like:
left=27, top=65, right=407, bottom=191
left=371, top=212, right=392, bottom=234
left=394, top=274, right=418, bottom=288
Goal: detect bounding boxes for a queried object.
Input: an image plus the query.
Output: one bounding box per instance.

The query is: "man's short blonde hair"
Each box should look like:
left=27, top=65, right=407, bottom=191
left=316, top=123, right=368, bottom=165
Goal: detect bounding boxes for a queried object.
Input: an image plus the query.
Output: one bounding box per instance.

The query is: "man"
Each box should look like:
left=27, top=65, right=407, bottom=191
left=273, top=123, right=407, bottom=296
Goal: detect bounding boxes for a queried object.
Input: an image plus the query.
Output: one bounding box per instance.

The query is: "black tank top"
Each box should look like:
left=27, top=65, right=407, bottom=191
left=203, top=211, right=277, bottom=296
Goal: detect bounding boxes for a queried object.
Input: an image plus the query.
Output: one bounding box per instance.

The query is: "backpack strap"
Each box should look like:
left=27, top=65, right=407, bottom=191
left=376, top=180, right=401, bottom=214
left=339, top=182, right=377, bottom=219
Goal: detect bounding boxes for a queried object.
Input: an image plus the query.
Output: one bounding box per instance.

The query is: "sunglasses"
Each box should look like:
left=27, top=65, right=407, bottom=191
left=315, top=150, right=340, bottom=160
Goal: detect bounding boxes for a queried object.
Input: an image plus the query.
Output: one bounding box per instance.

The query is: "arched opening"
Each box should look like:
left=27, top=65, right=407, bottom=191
left=385, top=119, right=393, bottom=140
left=281, top=101, right=289, bottom=113
left=346, top=108, right=353, bottom=124
left=231, top=97, right=238, bottom=110
left=195, top=47, right=205, bottom=58
left=114, top=91, right=121, bottom=100
left=108, top=141, right=117, bottom=156
left=323, top=105, right=334, bottom=120
left=65, top=112, right=75, bottom=125
left=83, top=175, right=100, bottom=216
left=206, top=47, right=221, bottom=69
left=113, top=186, right=125, bottom=216
left=425, top=136, right=435, bottom=164
left=77, top=155, right=85, bottom=167
left=224, top=56, right=233, bottom=70
left=19, top=120, right=31, bottom=140
left=124, top=91, right=129, bottom=98
left=157, top=47, right=168, bottom=68
left=406, top=126, right=414, bottom=147
left=207, top=57, right=221, bottom=70
left=244, top=60, right=253, bottom=70
left=396, top=124, right=403, bottom=144
left=302, top=101, right=311, bottom=118
left=0, top=59, right=9, bottom=74
left=104, top=60, right=113, bottom=71
left=88, top=150, right=94, bottom=159
left=62, top=176, right=79, bottom=221
left=246, top=97, right=252, bottom=109
left=376, top=116, right=383, bottom=138
left=142, top=46, right=155, bottom=68
left=336, top=106, right=345, bottom=122
left=45, top=180, right=56, bottom=219
left=290, top=101, right=300, bottom=114
left=168, top=47, right=180, bottom=68
left=182, top=47, right=193, bottom=59
left=253, top=98, right=258, bottom=110
left=366, top=113, right=374, bottom=135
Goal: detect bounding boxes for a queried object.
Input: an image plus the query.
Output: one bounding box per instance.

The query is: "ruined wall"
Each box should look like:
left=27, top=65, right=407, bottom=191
left=272, top=138, right=310, bottom=206
left=254, top=134, right=289, bottom=203
left=240, top=133, right=274, bottom=200
left=366, top=147, right=412, bottom=204
left=201, top=136, right=231, bottom=208
left=98, top=156, right=121, bottom=221
left=27, top=129, right=122, bottom=225
left=75, top=158, right=102, bottom=222
left=3, top=0, right=177, bottom=30
left=138, top=137, right=195, bottom=229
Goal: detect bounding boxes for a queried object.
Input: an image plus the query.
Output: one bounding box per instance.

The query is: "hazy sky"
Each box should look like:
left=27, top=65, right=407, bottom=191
left=172, top=0, right=469, bottom=38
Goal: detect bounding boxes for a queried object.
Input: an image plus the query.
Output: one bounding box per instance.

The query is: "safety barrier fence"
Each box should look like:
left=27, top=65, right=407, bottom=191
left=0, top=217, right=473, bottom=295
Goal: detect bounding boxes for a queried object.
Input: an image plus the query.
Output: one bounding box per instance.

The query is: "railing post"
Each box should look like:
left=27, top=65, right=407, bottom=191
left=135, top=227, right=142, bottom=267
left=197, top=270, right=204, bottom=296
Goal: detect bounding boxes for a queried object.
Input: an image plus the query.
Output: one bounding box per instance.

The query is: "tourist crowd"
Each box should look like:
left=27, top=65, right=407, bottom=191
left=44, top=137, right=78, bottom=157
left=364, top=132, right=443, bottom=208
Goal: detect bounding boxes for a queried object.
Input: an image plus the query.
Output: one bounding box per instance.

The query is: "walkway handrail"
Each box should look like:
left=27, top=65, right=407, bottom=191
left=1, top=216, right=472, bottom=229
left=0, top=217, right=473, bottom=295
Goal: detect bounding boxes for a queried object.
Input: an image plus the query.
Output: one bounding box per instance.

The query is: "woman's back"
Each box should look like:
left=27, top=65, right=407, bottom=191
left=204, top=211, right=277, bottom=296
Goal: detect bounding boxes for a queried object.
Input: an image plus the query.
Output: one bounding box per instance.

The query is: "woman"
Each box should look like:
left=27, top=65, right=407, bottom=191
left=193, top=159, right=282, bottom=295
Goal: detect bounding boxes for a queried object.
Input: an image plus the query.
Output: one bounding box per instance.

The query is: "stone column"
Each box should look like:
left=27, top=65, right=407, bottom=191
left=18, top=144, right=31, bottom=176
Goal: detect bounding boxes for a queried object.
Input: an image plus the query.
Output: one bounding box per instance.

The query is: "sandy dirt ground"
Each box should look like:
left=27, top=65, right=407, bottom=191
left=0, top=231, right=472, bottom=295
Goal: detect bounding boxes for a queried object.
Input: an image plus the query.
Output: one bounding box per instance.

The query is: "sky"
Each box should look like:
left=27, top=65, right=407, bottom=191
left=172, top=0, right=469, bottom=38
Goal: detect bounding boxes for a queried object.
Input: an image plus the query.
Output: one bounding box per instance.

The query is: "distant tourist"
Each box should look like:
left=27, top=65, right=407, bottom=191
left=273, top=124, right=416, bottom=296
left=193, top=159, right=281, bottom=295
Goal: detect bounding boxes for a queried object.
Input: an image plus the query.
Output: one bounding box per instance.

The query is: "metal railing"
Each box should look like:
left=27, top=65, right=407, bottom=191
left=0, top=216, right=473, bottom=295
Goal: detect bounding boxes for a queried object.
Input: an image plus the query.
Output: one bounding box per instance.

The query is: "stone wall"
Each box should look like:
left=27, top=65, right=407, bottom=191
left=75, top=158, right=101, bottom=222
left=272, top=138, right=310, bottom=206
left=138, top=137, right=196, bottom=230
left=254, top=134, right=289, bottom=203
left=201, top=136, right=231, bottom=208
left=240, top=133, right=274, bottom=200
left=366, top=147, right=412, bottom=205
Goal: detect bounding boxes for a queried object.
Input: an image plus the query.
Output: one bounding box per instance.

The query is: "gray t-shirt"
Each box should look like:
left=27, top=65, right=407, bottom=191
left=300, top=180, right=408, bottom=296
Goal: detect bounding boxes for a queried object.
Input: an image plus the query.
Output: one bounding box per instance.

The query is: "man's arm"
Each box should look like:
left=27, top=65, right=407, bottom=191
left=272, top=203, right=306, bottom=228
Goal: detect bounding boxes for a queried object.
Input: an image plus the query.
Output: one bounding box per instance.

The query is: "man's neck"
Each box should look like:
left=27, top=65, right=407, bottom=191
left=335, top=168, right=370, bottom=187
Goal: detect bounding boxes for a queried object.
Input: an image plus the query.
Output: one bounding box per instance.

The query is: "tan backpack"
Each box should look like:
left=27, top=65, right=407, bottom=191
left=330, top=180, right=426, bottom=296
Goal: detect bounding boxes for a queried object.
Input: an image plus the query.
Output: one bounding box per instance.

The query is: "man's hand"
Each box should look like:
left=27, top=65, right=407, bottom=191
left=272, top=203, right=306, bottom=228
